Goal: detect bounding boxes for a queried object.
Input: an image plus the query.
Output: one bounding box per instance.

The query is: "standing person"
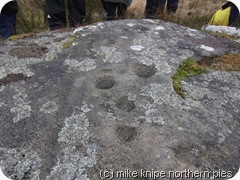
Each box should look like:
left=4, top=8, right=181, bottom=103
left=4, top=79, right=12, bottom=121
left=145, top=0, right=179, bottom=19
left=0, top=0, right=18, bottom=39
left=46, top=0, right=86, bottom=31
left=209, top=0, right=239, bottom=26
left=101, top=0, right=132, bottom=21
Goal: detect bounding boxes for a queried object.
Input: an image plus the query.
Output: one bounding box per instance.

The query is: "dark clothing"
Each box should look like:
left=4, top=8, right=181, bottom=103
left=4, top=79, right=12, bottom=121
left=145, top=0, right=179, bottom=19
left=222, top=2, right=239, bottom=26
left=101, top=0, right=128, bottom=21
left=0, top=1, right=18, bottom=39
left=1, top=1, right=18, bottom=15
left=46, top=0, right=86, bottom=30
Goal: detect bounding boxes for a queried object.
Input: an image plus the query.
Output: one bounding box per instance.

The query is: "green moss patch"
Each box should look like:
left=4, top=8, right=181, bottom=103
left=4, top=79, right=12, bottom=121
left=173, top=54, right=240, bottom=98
left=62, top=35, right=77, bottom=50
left=8, top=33, right=35, bottom=41
left=172, top=58, right=207, bottom=98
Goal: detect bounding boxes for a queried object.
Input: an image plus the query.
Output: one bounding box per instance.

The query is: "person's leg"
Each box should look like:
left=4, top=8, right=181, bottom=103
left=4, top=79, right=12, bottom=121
left=166, top=0, right=178, bottom=14
left=145, top=0, right=165, bottom=19
left=158, top=0, right=166, bottom=13
left=0, top=15, right=17, bottom=39
left=46, top=0, right=66, bottom=30
left=68, top=0, right=86, bottom=27
left=102, top=1, right=117, bottom=21
left=117, top=3, right=128, bottom=19
left=0, top=1, right=18, bottom=39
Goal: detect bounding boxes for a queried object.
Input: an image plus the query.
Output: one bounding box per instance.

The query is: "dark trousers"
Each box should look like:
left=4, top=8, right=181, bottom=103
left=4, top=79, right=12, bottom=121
left=101, top=0, right=128, bottom=21
left=145, top=0, right=179, bottom=19
left=0, top=15, right=17, bottom=39
left=46, top=0, right=86, bottom=30
left=0, top=1, right=18, bottom=39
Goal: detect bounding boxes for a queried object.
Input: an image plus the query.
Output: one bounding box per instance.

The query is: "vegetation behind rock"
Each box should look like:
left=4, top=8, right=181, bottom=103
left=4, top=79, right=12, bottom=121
left=16, top=0, right=225, bottom=34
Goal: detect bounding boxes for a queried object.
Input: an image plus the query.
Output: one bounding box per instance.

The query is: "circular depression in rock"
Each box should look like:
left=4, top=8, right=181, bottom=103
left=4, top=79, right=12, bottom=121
left=116, top=126, right=137, bottom=142
left=133, top=63, right=157, bottom=78
left=95, top=76, right=115, bottom=89
left=116, top=96, right=136, bottom=112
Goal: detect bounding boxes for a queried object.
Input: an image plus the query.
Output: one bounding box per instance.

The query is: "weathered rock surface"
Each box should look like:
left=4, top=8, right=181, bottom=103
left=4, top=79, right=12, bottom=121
left=0, top=19, right=240, bottom=180
left=202, top=25, right=240, bottom=43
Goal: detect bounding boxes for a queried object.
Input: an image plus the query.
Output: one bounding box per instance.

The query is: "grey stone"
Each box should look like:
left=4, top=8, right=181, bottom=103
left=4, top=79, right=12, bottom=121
left=0, top=20, right=240, bottom=179
left=202, top=25, right=240, bottom=43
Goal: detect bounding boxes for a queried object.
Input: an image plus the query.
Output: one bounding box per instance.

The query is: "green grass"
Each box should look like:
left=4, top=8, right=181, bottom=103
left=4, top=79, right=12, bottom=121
left=172, top=58, right=207, bottom=98
left=172, top=54, right=240, bottom=98
left=62, top=35, right=77, bottom=50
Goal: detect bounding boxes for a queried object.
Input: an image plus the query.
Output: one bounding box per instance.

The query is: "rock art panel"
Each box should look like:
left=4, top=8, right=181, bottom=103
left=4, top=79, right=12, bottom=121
left=0, top=19, right=240, bottom=179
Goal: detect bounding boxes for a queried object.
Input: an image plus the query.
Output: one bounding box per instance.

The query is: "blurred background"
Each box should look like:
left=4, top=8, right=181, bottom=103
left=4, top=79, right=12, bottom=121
left=16, top=0, right=225, bottom=35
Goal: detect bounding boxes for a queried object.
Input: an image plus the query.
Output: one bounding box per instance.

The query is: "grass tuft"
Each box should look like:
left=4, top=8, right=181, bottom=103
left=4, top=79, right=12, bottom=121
left=173, top=54, right=240, bottom=98
left=200, top=54, right=240, bottom=71
left=172, top=58, right=207, bottom=98
left=62, top=35, right=77, bottom=50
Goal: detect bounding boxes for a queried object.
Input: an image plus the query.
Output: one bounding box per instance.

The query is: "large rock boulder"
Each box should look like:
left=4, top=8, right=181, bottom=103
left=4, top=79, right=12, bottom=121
left=0, top=19, right=240, bottom=180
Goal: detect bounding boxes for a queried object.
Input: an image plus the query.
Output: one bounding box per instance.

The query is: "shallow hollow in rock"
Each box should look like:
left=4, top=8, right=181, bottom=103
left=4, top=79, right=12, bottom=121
left=95, top=76, right=116, bottom=89
left=116, top=125, right=137, bottom=142
left=133, top=63, right=157, bottom=78
left=116, top=96, right=136, bottom=112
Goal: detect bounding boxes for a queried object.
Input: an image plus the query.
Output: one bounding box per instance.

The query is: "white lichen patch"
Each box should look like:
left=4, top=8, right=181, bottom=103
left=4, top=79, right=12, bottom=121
left=137, top=115, right=166, bottom=125
left=74, top=27, right=84, bottom=34
left=46, top=145, right=96, bottom=180
left=152, top=116, right=166, bottom=125
left=130, top=45, right=145, bottom=51
left=40, top=101, right=58, bottom=114
left=0, top=101, right=6, bottom=107
left=140, top=83, right=182, bottom=107
left=64, top=58, right=96, bottom=72
left=10, top=85, right=31, bottom=123
left=97, top=22, right=104, bottom=26
left=200, top=45, right=214, bottom=52
left=156, top=61, right=172, bottom=75
left=81, top=33, right=89, bottom=37
left=128, top=93, right=137, bottom=101
left=187, top=28, right=198, bottom=32
left=58, top=112, right=90, bottom=144
left=0, top=56, right=37, bottom=80
left=143, top=19, right=157, bottom=23
left=136, top=99, right=154, bottom=110
left=155, top=26, right=165, bottom=30
left=81, top=104, right=94, bottom=113
left=47, top=107, right=96, bottom=179
left=127, top=23, right=134, bottom=27
left=99, top=46, right=126, bottom=63
left=186, top=28, right=198, bottom=36
left=97, top=112, right=124, bottom=122
left=0, top=148, right=42, bottom=180
left=120, top=36, right=129, bottom=39
left=75, top=25, right=98, bottom=34
left=218, top=132, right=226, bottom=144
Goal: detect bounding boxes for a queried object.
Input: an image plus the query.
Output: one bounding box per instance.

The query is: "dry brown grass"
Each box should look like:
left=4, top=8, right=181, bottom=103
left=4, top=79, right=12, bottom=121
left=127, top=0, right=225, bottom=29
left=200, top=54, right=240, bottom=71
left=15, top=0, right=226, bottom=34
left=128, top=0, right=225, bottom=17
